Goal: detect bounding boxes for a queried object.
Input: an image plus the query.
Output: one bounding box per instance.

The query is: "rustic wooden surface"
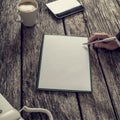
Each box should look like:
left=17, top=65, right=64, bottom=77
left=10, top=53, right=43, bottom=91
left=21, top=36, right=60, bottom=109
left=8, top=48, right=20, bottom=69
left=0, top=0, right=120, bottom=120
left=0, top=0, right=21, bottom=109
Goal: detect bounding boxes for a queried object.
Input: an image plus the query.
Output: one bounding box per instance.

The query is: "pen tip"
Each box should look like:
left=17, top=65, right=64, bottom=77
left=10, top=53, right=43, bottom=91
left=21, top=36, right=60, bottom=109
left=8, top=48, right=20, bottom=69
left=83, top=43, right=88, bottom=45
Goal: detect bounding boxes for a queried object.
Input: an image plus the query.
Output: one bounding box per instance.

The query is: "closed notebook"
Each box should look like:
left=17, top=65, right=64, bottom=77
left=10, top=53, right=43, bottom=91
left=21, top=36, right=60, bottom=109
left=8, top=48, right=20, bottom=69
left=37, top=35, right=92, bottom=92
left=46, top=0, right=84, bottom=18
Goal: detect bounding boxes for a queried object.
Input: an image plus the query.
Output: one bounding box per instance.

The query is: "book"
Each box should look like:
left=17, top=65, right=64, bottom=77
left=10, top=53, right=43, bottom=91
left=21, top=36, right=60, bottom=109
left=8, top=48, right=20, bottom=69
left=46, top=0, right=84, bottom=19
left=37, top=35, right=92, bottom=92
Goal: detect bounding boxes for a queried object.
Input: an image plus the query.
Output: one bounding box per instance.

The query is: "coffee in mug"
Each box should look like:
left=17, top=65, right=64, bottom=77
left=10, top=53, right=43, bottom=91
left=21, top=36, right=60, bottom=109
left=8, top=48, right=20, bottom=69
left=18, top=2, right=37, bottom=12
left=17, top=0, right=38, bottom=27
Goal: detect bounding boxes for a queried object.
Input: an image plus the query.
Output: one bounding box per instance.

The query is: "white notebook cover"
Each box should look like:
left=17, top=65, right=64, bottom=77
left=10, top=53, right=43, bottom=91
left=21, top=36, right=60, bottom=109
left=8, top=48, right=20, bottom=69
left=46, top=0, right=84, bottom=18
left=37, top=35, right=92, bottom=92
left=46, top=0, right=81, bottom=14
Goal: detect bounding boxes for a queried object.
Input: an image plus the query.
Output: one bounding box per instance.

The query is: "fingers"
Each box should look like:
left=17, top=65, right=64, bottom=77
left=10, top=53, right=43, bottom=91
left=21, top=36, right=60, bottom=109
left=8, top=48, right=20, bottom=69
left=88, top=32, right=111, bottom=42
left=94, top=43, right=110, bottom=49
left=94, top=41, right=119, bottom=50
left=88, top=32, right=119, bottom=50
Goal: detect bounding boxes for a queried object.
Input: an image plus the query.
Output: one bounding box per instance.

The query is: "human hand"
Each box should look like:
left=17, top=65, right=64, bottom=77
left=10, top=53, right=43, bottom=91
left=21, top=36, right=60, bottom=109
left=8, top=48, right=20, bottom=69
left=88, top=32, right=119, bottom=50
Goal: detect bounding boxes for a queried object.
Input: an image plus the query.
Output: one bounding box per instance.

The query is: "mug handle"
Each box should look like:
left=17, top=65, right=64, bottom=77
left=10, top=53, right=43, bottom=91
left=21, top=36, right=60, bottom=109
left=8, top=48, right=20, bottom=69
left=15, top=11, right=23, bottom=23
left=16, top=15, right=23, bottom=23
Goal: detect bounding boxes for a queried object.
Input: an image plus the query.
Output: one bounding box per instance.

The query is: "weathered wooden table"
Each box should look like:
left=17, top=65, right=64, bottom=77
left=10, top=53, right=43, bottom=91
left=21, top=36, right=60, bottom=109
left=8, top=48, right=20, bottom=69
left=0, top=0, right=120, bottom=120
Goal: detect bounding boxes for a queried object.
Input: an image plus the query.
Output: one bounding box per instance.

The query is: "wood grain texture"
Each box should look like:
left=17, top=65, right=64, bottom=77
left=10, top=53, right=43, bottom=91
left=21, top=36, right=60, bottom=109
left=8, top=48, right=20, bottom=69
left=88, top=0, right=120, bottom=119
left=21, top=0, right=81, bottom=119
left=80, top=0, right=120, bottom=119
left=0, top=0, right=120, bottom=120
left=0, top=0, right=21, bottom=109
left=64, top=0, right=118, bottom=119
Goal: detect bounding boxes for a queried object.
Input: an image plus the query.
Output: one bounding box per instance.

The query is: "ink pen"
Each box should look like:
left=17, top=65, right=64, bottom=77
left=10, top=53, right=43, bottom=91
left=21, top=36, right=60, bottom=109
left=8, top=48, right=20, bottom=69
left=83, top=36, right=117, bottom=45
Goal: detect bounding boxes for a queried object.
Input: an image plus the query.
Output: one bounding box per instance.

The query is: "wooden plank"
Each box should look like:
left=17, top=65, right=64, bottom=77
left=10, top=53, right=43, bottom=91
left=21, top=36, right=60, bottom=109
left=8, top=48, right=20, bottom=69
left=98, top=49, right=120, bottom=120
left=82, top=0, right=120, bottom=119
left=0, top=0, right=21, bottom=109
left=21, top=0, right=82, bottom=119
left=84, top=0, right=120, bottom=119
left=79, top=0, right=120, bottom=119
left=63, top=0, right=117, bottom=119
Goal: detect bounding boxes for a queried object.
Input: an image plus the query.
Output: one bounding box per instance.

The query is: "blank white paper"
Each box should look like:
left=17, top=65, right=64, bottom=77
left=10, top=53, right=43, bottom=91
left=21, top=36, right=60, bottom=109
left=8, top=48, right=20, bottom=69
left=38, top=35, right=91, bottom=92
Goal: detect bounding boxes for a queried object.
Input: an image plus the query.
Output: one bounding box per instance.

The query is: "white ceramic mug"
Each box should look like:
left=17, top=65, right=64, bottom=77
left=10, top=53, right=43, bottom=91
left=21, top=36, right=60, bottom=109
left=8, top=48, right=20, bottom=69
left=17, top=0, right=38, bottom=27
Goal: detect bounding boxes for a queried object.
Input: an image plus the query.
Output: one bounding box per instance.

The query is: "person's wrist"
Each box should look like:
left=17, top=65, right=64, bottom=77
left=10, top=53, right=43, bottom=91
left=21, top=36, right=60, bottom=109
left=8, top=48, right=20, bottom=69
left=115, top=38, right=120, bottom=47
